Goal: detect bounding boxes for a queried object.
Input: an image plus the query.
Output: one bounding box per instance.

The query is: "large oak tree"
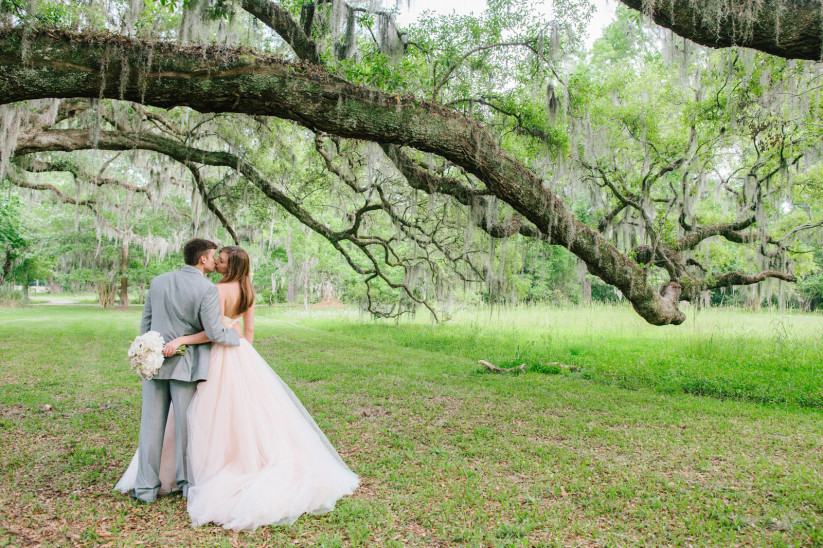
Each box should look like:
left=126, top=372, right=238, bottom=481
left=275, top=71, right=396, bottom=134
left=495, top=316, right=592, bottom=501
left=1, top=0, right=818, bottom=324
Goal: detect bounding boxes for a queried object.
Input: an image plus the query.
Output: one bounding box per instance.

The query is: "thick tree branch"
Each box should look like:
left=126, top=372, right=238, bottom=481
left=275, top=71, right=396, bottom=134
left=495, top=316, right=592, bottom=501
left=241, top=0, right=322, bottom=65
left=679, top=270, right=798, bottom=302
left=677, top=215, right=757, bottom=250
left=618, top=0, right=823, bottom=61
left=382, top=144, right=543, bottom=239
left=6, top=168, right=95, bottom=206
left=18, top=157, right=154, bottom=199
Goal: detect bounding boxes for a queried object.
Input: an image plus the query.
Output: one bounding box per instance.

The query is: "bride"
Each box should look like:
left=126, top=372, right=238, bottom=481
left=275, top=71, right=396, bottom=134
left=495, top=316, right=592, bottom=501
left=116, top=246, right=358, bottom=531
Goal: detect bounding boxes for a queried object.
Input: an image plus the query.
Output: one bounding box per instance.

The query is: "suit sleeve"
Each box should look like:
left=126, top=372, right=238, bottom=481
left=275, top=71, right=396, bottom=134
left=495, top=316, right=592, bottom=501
left=140, top=287, right=152, bottom=335
left=199, top=285, right=240, bottom=347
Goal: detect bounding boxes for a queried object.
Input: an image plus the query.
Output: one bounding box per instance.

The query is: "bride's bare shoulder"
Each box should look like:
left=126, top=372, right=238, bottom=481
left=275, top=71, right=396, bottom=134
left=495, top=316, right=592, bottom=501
left=216, top=281, right=240, bottom=293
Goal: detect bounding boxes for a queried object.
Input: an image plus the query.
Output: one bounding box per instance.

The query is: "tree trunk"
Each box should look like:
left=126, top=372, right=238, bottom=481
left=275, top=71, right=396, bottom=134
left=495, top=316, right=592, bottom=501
left=582, top=276, right=592, bottom=305
left=748, top=286, right=761, bottom=312
left=270, top=273, right=278, bottom=305
left=303, top=262, right=309, bottom=311
left=1, top=244, right=14, bottom=284
left=96, top=279, right=117, bottom=308
left=286, top=229, right=295, bottom=304
left=118, top=240, right=130, bottom=309
left=48, top=277, right=61, bottom=293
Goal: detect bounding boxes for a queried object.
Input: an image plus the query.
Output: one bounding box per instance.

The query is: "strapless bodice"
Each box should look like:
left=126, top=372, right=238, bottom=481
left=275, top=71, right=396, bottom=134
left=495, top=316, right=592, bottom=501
left=221, top=316, right=241, bottom=328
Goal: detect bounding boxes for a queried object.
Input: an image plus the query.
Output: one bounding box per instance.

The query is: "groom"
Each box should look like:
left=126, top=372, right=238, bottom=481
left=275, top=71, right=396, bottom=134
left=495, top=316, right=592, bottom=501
left=131, top=238, right=241, bottom=503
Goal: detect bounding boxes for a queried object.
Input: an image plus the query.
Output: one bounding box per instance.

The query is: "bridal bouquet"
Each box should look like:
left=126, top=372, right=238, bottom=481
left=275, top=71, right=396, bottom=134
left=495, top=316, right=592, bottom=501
left=128, top=331, right=185, bottom=380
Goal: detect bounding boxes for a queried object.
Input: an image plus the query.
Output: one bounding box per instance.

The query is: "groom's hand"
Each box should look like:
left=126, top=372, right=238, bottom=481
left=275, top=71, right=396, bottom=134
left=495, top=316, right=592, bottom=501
left=233, top=324, right=243, bottom=338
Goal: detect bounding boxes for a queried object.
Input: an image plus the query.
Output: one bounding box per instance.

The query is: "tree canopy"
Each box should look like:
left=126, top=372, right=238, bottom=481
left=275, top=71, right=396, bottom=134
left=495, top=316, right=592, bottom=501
left=1, top=0, right=822, bottom=323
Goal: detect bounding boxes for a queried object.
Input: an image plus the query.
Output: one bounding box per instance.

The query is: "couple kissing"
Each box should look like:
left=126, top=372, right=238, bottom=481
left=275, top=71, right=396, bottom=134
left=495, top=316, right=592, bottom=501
left=116, top=238, right=358, bottom=531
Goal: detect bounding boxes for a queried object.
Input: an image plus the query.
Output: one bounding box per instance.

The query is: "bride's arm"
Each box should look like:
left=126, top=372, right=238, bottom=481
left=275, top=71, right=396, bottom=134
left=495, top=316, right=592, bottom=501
left=162, top=331, right=210, bottom=357
left=163, top=321, right=242, bottom=356
left=243, top=304, right=255, bottom=344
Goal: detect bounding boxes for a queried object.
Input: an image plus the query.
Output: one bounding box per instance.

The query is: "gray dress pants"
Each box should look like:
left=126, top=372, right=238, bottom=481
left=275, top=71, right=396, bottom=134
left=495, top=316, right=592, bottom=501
left=132, top=378, right=197, bottom=502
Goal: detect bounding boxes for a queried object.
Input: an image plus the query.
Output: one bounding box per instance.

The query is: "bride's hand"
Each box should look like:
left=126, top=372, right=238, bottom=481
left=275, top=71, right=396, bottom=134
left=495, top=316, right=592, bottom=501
left=163, top=339, right=183, bottom=357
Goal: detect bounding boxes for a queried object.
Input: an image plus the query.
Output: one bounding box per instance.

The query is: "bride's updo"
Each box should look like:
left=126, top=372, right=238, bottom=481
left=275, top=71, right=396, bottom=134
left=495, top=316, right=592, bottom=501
left=219, top=246, right=255, bottom=315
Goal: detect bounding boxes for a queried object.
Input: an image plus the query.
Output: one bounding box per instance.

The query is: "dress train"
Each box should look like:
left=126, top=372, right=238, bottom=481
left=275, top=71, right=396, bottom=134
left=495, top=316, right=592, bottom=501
left=116, top=319, right=358, bottom=531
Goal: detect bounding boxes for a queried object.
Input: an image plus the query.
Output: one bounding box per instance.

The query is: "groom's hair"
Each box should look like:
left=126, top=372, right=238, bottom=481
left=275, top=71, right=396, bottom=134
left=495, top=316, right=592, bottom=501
left=183, top=238, right=218, bottom=266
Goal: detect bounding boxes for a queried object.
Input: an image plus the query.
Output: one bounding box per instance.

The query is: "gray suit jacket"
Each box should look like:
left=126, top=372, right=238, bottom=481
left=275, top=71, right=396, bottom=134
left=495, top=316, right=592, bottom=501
left=140, top=266, right=240, bottom=382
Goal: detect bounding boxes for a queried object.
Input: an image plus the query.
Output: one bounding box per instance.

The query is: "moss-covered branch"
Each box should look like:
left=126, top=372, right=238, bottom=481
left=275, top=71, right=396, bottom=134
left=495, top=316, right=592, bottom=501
left=618, top=0, right=822, bottom=60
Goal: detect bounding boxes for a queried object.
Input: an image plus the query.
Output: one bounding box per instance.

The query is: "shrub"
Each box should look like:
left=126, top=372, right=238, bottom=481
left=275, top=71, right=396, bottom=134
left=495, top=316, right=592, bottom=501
left=0, top=285, right=27, bottom=307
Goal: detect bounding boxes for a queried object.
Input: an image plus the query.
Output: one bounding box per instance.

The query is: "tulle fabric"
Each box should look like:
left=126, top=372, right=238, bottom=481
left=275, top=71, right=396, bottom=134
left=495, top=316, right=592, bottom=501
left=186, top=319, right=358, bottom=531
left=116, top=317, right=358, bottom=531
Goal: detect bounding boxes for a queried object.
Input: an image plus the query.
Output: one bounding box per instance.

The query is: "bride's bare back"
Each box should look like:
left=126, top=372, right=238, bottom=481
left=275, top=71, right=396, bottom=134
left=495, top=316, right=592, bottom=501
left=217, top=281, right=241, bottom=318
left=217, top=281, right=255, bottom=342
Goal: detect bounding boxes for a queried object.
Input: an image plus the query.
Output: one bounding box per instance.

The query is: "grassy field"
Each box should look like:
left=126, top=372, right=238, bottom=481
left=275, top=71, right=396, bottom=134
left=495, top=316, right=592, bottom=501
left=25, top=292, right=104, bottom=306
left=0, top=303, right=821, bottom=546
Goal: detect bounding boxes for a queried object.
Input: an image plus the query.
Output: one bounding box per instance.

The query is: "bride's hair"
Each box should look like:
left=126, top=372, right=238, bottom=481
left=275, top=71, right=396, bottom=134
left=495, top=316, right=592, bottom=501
left=218, top=246, right=255, bottom=315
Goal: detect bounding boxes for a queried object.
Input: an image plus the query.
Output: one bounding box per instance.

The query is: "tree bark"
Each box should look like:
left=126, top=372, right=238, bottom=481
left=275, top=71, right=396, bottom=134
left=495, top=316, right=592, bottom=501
left=240, top=0, right=322, bottom=65
left=48, top=277, right=61, bottom=294
left=382, top=144, right=542, bottom=239
left=303, top=259, right=309, bottom=311
left=96, top=279, right=116, bottom=308
left=118, top=240, right=129, bottom=309
left=618, top=0, right=823, bottom=61
left=287, top=229, right=296, bottom=303
left=1, top=245, right=13, bottom=284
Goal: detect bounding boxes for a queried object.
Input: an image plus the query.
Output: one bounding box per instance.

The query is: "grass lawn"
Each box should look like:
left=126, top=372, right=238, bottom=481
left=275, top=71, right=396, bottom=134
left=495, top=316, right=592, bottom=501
left=0, top=304, right=821, bottom=546
left=26, top=294, right=101, bottom=305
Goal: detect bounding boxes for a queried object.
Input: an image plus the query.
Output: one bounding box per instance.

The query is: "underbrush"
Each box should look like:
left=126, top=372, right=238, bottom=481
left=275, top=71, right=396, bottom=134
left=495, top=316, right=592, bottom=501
left=0, top=286, right=27, bottom=307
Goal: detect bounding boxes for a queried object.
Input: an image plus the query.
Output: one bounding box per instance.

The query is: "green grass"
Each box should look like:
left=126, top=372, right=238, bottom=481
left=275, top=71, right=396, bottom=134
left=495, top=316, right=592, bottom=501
left=0, top=304, right=821, bottom=546
left=26, top=292, right=108, bottom=305
left=288, top=304, right=823, bottom=409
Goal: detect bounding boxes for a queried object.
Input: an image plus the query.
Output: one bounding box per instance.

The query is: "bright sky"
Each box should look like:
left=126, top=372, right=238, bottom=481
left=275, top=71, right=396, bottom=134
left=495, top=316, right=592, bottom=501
left=394, top=0, right=617, bottom=48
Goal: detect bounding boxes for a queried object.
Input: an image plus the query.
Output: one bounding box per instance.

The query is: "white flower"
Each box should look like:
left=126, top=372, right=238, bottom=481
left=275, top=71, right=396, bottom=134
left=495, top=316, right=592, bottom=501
left=128, top=331, right=168, bottom=380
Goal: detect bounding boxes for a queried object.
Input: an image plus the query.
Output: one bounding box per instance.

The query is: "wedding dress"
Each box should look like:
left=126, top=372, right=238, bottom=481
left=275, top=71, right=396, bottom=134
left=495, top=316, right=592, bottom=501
left=116, top=317, right=358, bottom=531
